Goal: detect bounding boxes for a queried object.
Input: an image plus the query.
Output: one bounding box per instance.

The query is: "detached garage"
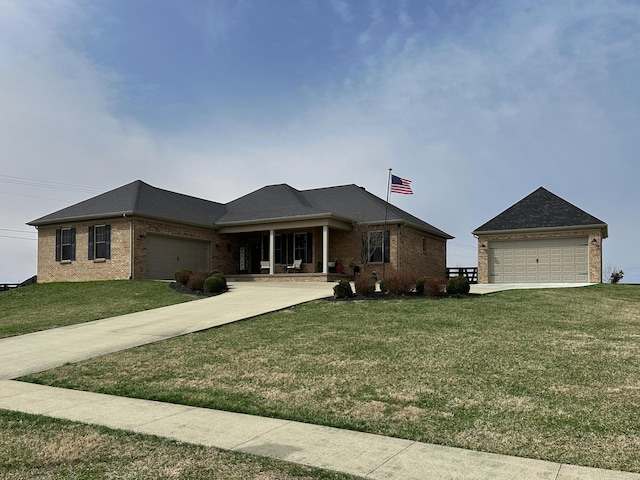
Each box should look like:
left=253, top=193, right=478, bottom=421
left=473, top=187, right=608, bottom=284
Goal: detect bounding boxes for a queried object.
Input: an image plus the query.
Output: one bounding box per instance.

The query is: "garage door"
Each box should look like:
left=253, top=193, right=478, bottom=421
left=146, top=235, right=210, bottom=280
left=489, top=238, right=588, bottom=283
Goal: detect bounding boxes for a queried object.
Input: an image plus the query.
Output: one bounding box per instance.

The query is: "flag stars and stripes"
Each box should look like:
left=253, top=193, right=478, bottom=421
left=390, top=175, right=413, bottom=194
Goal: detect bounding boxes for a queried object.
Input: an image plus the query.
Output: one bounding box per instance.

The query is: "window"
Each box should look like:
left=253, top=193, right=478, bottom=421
left=266, top=232, right=313, bottom=264
left=294, top=233, right=307, bottom=261
left=363, top=230, right=390, bottom=263
left=55, top=228, right=76, bottom=262
left=88, top=225, right=111, bottom=260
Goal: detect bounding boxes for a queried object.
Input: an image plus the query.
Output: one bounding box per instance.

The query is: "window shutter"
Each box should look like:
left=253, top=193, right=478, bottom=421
left=88, top=226, right=94, bottom=260
left=55, top=229, right=61, bottom=262
left=105, top=225, right=111, bottom=259
left=287, top=233, right=294, bottom=263
left=70, top=228, right=76, bottom=261
left=306, top=232, right=313, bottom=264
left=384, top=230, right=390, bottom=263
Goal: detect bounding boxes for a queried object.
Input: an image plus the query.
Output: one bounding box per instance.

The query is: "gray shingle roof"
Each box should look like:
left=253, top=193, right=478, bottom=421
left=29, top=180, right=453, bottom=239
left=473, top=187, right=607, bottom=234
left=28, top=180, right=226, bottom=227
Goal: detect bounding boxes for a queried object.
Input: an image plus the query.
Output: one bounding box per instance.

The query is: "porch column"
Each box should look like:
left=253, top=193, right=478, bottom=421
left=269, top=229, right=275, bottom=274
left=322, top=225, right=329, bottom=274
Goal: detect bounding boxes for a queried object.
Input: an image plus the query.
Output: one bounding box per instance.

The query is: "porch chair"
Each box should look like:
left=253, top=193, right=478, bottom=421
left=260, top=261, right=270, bottom=273
left=286, top=259, right=302, bottom=273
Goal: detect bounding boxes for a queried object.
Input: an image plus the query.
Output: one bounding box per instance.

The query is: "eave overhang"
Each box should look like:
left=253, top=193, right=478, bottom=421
left=472, top=223, right=609, bottom=239
left=215, top=213, right=354, bottom=234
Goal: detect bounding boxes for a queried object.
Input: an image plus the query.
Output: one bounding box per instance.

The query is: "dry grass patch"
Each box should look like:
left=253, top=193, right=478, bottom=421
left=0, top=410, right=357, bottom=480
left=23, top=285, right=640, bottom=473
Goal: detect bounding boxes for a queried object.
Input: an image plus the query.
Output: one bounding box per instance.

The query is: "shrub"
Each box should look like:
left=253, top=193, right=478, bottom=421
left=379, top=277, right=388, bottom=293
left=354, top=275, right=376, bottom=297
left=175, top=269, right=192, bottom=285
left=610, top=269, right=624, bottom=284
left=426, top=277, right=448, bottom=297
left=209, top=269, right=224, bottom=277
left=187, top=270, right=208, bottom=292
left=383, top=270, right=419, bottom=295
left=333, top=280, right=353, bottom=299
left=204, top=274, right=227, bottom=294
left=446, top=276, right=470, bottom=295
left=415, top=277, right=427, bottom=295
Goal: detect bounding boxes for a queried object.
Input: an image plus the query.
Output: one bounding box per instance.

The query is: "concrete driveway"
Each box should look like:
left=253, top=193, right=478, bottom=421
left=0, top=281, right=335, bottom=380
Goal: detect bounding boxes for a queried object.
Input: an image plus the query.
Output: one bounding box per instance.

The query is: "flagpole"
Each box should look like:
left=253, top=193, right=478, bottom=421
left=383, top=168, right=392, bottom=279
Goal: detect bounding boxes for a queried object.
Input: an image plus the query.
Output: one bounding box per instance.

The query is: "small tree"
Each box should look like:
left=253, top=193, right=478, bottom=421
left=604, top=264, right=624, bottom=284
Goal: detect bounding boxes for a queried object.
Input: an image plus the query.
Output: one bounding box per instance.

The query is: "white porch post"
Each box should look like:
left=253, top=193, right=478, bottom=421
left=269, top=229, right=275, bottom=274
left=322, top=225, right=329, bottom=274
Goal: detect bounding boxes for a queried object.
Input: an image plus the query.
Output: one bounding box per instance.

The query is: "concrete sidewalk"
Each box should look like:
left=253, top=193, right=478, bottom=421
left=1, top=281, right=638, bottom=479
left=1, top=380, right=637, bottom=480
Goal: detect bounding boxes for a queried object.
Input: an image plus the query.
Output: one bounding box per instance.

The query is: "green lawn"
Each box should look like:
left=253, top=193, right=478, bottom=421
left=21, top=284, right=640, bottom=473
left=0, top=409, right=357, bottom=480
left=0, top=280, right=197, bottom=338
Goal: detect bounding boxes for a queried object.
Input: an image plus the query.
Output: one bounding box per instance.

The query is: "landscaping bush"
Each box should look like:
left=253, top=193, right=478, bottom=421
left=379, top=277, right=388, bottom=293
left=425, top=277, right=448, bottom=297
left=333, top=280, right=353, bottom=299
left=354, top=275, right=376, bottom=297
left=187, top=270, right=208, bottom=292
left=204, top=274, right=227, bottom=294
left=209, top=269, right=224, bottom=277
left=383, top=270, right=419, bottom=295
left=446, top=276, right=470, bottom=295
left=174, top=269, right=192, bottom=285
left=610, top=269, right=624, bottom=284
left=415, top=277, right=427, bottom=295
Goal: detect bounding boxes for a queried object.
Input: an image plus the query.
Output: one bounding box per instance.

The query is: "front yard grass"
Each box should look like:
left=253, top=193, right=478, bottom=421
left=0, top=409, right=357, bottom=480
left=22, top=284, right=640, bottom=473
left=0, top=280, right=197, bottom=338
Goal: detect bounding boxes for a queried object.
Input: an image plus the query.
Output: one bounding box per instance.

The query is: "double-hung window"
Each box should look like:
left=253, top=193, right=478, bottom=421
left=88, top=225, right=111, bottom=260
left=55, top=228, right=76, bottom=262
left=364, top=230, right=390, bottom=263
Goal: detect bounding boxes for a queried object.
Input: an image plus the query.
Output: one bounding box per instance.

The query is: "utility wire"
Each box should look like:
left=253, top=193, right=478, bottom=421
left=0, top=228, right=36, bottom=234
left=0, top=234, right=37, bottom=241
left=0, top=175, right=102, bottom=194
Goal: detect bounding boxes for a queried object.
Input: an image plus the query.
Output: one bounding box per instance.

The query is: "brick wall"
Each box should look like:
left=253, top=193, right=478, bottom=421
left=475, top=229, right=604, bottom=284
left=36, top=219, right=132, bottom=283
left=36, top=217, right=449, bottom=283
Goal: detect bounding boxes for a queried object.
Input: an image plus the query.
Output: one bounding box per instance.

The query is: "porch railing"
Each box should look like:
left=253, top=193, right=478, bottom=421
left=446, top=267, right=478, bottom=284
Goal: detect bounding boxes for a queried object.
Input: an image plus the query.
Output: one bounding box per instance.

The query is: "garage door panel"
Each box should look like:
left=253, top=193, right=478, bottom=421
left=146, top=235, right=210, bottom=280
left=490, top=238, right=588, bottom=283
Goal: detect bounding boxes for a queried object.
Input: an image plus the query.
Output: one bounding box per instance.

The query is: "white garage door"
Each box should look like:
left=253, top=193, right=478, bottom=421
left=489, top=238, right=588, bottom=283
left=146, top=235, right=210, bottom=280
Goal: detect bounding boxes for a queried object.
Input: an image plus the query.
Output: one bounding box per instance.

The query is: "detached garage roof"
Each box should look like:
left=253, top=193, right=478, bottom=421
left=473, top=187, right=608, bottom=237
left=29, top=180, right=453, bottom=239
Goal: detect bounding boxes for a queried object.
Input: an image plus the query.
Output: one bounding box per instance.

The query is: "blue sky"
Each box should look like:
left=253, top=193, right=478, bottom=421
left=1, top=0, right=639, bottom=282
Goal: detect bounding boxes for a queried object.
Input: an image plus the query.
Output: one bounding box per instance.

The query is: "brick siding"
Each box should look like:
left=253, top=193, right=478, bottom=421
left=476, top=229, right=604, bottom=284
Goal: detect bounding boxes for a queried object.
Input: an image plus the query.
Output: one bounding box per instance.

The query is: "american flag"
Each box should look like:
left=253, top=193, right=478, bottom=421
left=390, top=175, right=413, bottom=194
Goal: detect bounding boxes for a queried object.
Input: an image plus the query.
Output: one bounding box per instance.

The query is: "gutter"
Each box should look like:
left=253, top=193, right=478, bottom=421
left=472, top=223, right=609, bottom=239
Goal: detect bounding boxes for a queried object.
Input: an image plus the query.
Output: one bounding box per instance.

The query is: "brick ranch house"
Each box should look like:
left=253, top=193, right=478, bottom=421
left=28, top=180, right=453, bottom=283
left=473, top=187, right=608, bottom=284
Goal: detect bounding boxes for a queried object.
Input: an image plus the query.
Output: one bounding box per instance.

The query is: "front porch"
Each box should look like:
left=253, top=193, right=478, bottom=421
left=225, top=272, right=351, bottom=283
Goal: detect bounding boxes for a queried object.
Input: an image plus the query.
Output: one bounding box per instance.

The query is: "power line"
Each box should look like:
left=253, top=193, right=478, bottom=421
left=0, top=234, right=37, bottom=241
left=0, top=175, right=102, bottom=194
left=0, top=228, right=37, bottom=234
left=449, top=242, right=477, bottom=249
left=0, top=190, right=73, bottom=203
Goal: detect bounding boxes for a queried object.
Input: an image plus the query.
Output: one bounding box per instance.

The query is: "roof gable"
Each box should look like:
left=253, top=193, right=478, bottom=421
left=473, top=187, right=607, bottom=234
